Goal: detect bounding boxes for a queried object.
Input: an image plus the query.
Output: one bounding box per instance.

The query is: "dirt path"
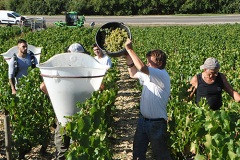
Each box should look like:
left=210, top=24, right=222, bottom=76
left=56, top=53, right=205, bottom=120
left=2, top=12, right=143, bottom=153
left=0, top=57, right=144, bottom=160
left=111, top=57, right=141, bottom=159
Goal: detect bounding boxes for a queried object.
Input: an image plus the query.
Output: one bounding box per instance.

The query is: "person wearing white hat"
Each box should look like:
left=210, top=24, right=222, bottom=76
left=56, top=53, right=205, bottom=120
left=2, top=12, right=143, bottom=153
left=40, top=43, right=88, bottom=94
left=67, top=43, right=86, bottom=53
left=66, top=42, right=90, bottom=54
left=188, top=57, right=240, bottom=110
left=40, top=42, right=89, bottom=160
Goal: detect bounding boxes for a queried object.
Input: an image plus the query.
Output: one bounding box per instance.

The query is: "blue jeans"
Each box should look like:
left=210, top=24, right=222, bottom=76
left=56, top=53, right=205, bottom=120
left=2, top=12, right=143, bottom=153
left=133, top=115, right=171, bottom=160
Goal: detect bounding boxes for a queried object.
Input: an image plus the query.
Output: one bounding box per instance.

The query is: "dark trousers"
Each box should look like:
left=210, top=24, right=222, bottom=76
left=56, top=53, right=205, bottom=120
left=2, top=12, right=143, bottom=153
left=54, top=121, right=70, bottom=160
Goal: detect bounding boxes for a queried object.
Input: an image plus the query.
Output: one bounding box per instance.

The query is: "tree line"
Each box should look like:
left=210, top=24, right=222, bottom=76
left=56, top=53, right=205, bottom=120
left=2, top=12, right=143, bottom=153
left=0, top=0, right=239, bottom=15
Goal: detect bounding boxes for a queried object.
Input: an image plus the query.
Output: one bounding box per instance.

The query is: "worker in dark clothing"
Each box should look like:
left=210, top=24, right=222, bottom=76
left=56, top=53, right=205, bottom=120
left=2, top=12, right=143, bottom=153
left=188, top=57, right=240, bottom=110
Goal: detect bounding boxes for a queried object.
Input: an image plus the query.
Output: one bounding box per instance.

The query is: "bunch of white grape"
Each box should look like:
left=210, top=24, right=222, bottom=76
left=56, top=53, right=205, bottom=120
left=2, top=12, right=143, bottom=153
left=102, top=28, right=128, bottom=53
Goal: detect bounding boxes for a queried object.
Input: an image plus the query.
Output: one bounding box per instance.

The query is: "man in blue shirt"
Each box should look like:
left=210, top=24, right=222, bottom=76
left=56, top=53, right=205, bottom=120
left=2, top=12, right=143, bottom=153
left=8, top=39, right=37, bottom=94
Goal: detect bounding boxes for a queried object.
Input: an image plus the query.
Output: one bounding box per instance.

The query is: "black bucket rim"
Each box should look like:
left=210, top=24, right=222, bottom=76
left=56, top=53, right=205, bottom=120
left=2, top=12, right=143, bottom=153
left=95, top=22, right=131, bottom=57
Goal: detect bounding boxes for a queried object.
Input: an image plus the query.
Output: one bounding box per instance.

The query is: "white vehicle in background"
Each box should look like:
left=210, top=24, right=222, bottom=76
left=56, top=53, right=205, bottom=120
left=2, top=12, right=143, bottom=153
left=0, top=10, right=46, bottom=30
left=0, top=10, right=25, bottom=25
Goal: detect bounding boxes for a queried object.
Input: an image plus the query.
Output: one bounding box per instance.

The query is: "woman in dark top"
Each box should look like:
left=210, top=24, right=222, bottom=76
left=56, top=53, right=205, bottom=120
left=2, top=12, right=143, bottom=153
left=188, top=57, right=240, bottom=110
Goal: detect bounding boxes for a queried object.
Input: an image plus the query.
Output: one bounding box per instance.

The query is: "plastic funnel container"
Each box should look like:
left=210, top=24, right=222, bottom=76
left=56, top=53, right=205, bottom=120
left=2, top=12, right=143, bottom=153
left=37, top=53, right=109, bottom=126
left=1, top=45, right=42, bottom=64
left=95, top=22, right=131, bottom=57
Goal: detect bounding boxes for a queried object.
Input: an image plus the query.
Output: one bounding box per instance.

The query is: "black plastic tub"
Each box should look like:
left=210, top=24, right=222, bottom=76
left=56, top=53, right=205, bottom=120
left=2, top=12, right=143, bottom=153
left=95, top=22, right=132, bottom=57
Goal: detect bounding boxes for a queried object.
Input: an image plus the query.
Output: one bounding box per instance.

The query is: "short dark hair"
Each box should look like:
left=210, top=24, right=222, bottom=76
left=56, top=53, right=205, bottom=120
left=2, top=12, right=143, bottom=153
left=17, top=39, right=27, bottom=44
left=146, top=49, right=167, bottom=69
left=92, top=43, right=98, bottom=48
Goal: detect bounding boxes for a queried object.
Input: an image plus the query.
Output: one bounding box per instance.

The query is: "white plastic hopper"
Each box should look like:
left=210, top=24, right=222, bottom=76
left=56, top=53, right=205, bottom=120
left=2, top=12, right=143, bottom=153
left=1, top=44, right=42, bottom=64
left=37, top=53, right=109, bottom=126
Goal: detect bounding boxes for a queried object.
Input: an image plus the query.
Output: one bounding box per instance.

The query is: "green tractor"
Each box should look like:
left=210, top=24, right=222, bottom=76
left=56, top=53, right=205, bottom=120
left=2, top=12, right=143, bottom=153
left=55, top=11, right=85, bottom=27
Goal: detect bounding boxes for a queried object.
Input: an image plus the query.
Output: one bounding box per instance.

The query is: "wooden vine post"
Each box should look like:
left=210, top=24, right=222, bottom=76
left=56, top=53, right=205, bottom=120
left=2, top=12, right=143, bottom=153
left=4, top=109, right=12, bottom=160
